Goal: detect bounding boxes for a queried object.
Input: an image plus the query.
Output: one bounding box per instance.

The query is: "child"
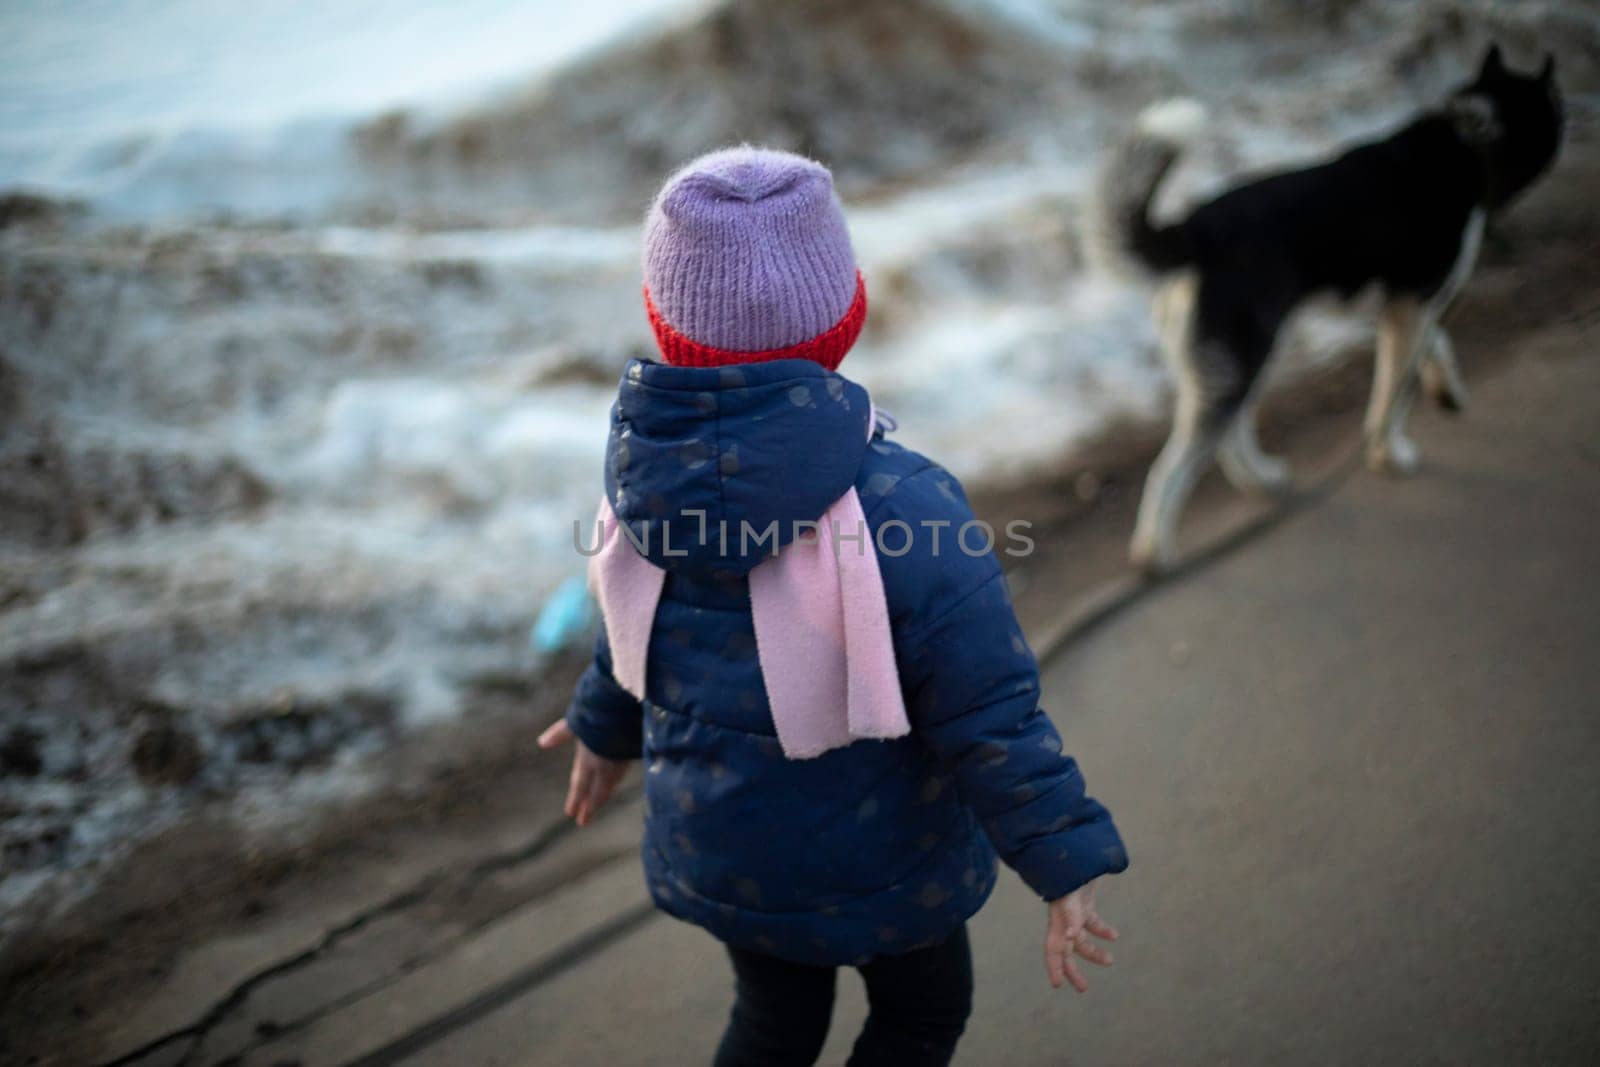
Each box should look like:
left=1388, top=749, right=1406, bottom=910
left=540, top=147, right=1127, bottom=1066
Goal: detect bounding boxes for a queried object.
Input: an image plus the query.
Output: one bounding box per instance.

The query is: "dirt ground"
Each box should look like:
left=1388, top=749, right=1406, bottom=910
left=2, top=132, right=1596, bottom=1067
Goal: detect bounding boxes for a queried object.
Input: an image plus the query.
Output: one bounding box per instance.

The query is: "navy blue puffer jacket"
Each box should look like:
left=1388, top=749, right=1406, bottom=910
left=566, top=358, right=1126, bottom=966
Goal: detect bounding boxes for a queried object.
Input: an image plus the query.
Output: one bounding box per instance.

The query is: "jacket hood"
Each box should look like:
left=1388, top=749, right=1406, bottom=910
left=604, top=358, right=872, bottom=578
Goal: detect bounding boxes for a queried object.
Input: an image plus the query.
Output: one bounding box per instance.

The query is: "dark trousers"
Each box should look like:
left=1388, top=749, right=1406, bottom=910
left=712, top=925, right=973, bottom=1067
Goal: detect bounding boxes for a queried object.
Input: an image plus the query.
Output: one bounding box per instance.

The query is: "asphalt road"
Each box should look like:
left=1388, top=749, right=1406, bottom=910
left=949, top=341, right=1600, bottom=1064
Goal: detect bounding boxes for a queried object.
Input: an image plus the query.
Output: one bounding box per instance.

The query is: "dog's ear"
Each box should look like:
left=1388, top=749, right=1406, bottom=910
left=1539, top=53, right=1557, bottom=85
left=1479, top=43, right=1506, bottom=82
left=1448, top=94, right=1503, bottom=146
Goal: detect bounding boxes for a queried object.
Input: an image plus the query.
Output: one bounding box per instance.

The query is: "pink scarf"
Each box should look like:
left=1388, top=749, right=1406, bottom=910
left=588, top=418, right=909, bottom=760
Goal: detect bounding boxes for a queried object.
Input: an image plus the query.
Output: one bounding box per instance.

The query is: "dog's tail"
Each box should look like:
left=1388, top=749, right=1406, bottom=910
left=1087, top=98, right=1206, bottom=282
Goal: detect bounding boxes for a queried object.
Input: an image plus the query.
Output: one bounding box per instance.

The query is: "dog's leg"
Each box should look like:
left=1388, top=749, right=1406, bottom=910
left=1365, top=298, right=1431, bottom=475
left=1131, top=275, right=1217, bottom=572
left=1420, top=323, right=1469, bottom=413
left=1218, top=383, right=1291, bottom=494
left=1419, top=209, right=1484, bottom=416
left=1130, top=388, right=1226, bottom=573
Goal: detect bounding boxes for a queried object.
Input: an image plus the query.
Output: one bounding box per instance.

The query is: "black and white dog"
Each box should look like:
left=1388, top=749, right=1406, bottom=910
left=1093, top=45, right=1564, bottom=572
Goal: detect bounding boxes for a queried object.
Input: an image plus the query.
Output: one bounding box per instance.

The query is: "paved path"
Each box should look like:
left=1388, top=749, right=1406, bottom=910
left=954, top=346, right=1600, bottom=1064
left=109, top=334, right=1600, bottom=1066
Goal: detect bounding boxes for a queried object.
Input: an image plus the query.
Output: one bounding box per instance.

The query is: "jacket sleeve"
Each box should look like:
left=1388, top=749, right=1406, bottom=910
left=870, top=464, right=1128, bottom=902
left=564, top=627, right=644, bottom=761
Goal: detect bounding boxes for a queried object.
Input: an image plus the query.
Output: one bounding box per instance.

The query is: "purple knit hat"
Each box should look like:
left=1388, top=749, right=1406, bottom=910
left=642, top=147, right=866, bottom=370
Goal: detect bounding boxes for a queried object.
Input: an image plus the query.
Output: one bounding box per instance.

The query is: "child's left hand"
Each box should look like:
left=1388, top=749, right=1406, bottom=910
left=538, top=720, right=631, bottom=827
left=1044, top=881, right=1118, bottom=992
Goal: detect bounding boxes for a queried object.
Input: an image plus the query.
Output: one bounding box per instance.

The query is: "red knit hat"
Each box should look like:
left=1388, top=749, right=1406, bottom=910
left=643, top=273, right=866, bottom=370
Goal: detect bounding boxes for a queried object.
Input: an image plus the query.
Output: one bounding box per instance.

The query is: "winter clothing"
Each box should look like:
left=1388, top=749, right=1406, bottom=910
left=715, top=925, right=973, bottom=1067
left=586, top=493, right=660, bottom=713
left=565, top=356, right=1128, bottom=967
left=642, top=147, right=865, bottom=369
left=589, top=408, right=909, bottom=760
left=744, top=461, right=908, bottom=757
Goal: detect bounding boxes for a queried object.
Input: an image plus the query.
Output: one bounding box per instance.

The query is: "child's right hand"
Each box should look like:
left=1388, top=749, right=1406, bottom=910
left=1044, top=881, right=1118, bottom=992
left=538, top=719, right=631, bottom=827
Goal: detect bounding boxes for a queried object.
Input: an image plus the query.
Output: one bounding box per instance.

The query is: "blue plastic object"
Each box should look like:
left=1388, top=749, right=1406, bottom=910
left=530, top=573, right=596, bottom=654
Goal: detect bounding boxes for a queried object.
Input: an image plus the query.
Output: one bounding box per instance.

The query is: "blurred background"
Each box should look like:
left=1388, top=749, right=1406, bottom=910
left=1, top=1, right=1597, bottom=1063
